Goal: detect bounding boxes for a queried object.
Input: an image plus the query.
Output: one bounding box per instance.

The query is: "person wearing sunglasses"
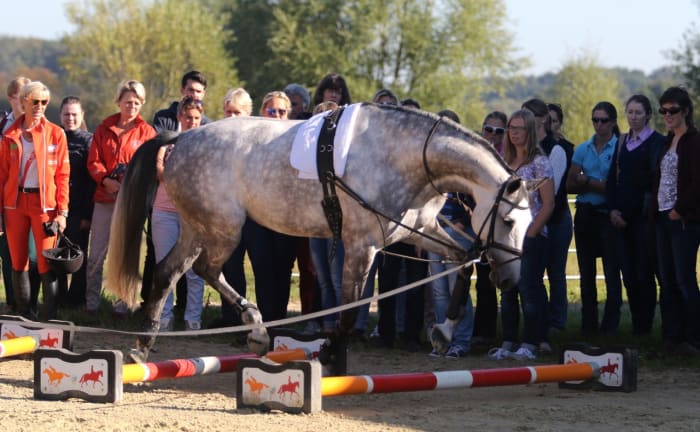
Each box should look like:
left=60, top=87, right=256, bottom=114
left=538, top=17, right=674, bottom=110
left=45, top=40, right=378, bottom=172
left=260, top=91, right=291, bottom=120
left=242, top=90, right=299, bottom=323
left=465, top=110, right=508, bottom=349
left=653, top=86, right=700, bottom=354
left=0, top=81, right=70, bottom=321
left=85, top=79, right=157, bottom=317
left=567, top=101, right=623, bottom=336
left=606, top=95, right=665, bottom=337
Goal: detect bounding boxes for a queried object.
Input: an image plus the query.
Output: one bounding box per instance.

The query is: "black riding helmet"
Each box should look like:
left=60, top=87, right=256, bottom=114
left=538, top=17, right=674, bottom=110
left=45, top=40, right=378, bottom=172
left=42, top=232, right=84, bottom=274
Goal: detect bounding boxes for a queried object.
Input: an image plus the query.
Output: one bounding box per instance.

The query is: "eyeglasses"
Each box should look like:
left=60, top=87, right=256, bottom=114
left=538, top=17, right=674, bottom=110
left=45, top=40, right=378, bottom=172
left=507, top=126, right=527, bottom=133
left=591, top=117, right=611, bottom=124
left=266, top=108, right=288, bottom=116
left=483, top=125, right=505, bottom=135
left=658, top=106, right=682, bottom=116
left=31, top=99, right=49, bottom=106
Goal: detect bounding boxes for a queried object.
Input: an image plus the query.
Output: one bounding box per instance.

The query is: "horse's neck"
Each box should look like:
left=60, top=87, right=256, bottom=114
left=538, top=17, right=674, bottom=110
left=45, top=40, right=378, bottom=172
left=430, top=137, right=510, bottom=195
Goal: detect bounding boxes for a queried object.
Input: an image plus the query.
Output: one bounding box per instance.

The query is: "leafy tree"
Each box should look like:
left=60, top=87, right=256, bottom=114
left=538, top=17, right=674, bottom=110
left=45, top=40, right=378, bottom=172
left=548, top=55, right=623, bottom=145
left=670, top=20, right=700, bottom=124
left=219, top=0, right=521, bottom=127
left=60, top=0, right=238, bottom=127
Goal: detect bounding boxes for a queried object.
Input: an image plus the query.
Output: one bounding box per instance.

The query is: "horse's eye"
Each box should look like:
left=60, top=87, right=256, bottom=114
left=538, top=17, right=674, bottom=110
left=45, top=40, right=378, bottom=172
left=502, top=218, right=514, bottom=228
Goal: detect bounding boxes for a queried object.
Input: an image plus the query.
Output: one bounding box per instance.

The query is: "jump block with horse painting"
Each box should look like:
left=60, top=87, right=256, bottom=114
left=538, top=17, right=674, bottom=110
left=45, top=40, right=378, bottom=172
left=237, top=344, right=638, bottom=414
left=105, top=103, right=534, bottom=370
left=32, top=343, right=314, bottom=403
left=0, top=314, right=74, bottom=355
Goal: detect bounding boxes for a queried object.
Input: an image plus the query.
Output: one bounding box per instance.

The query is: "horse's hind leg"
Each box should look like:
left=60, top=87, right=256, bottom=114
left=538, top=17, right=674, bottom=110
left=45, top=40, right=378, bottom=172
left=192, top=241, right=270, bottom=355
left=131, top=228, right=200, bottom=363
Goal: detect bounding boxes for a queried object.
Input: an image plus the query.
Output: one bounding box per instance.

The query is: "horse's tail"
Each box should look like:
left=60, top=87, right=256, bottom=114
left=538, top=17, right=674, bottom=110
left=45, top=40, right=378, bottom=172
left=105, top=131, right=179, bottom=309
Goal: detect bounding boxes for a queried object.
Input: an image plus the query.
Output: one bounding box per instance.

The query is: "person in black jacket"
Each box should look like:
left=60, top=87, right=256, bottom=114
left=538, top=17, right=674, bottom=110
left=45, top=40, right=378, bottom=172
left=58, top=96, right=95, bottom=308
left=607, top=94, right=665, bottom=335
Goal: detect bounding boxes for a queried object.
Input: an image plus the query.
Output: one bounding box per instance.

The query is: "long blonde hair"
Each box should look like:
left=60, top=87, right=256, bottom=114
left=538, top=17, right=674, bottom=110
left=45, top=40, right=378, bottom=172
left=503, top=109, right=543, bottom=167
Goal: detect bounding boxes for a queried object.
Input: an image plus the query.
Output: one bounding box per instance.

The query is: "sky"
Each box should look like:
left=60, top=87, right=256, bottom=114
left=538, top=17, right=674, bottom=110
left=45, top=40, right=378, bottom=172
left=1, top=0, right=698, bottom=76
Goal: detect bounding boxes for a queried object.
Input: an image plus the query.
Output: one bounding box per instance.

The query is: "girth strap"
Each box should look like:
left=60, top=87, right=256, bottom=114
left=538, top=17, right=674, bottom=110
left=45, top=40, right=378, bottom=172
left=316, top=106, right=346, bottom=258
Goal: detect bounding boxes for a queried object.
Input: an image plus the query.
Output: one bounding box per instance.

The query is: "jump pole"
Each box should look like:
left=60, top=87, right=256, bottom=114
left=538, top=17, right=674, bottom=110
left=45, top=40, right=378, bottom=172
left=122, top=348, right=309, bottom=384
left=321, top=363, right=597, bottom=396
left=0, top=334, right=39, bottom=358
left=237, top=344, right=638, bottom=413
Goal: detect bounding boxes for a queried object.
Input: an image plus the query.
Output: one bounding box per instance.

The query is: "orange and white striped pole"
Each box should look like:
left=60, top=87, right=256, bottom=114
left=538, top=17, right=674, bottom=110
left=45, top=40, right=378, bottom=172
left=321, top=363, right=598, bottom=396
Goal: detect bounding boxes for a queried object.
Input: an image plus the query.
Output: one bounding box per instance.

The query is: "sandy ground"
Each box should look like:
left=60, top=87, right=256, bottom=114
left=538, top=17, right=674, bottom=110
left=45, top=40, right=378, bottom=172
left=1, top=329, right=700, bottom=432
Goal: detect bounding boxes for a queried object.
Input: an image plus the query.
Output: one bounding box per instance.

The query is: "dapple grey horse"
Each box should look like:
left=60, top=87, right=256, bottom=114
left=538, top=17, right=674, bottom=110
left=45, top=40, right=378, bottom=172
left=105, top=103, right=533, bottom=367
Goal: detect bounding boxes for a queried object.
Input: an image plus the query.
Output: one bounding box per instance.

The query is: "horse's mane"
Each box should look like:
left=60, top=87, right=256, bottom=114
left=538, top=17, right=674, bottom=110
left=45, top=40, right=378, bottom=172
left=361, top=102, right=512, bottom=174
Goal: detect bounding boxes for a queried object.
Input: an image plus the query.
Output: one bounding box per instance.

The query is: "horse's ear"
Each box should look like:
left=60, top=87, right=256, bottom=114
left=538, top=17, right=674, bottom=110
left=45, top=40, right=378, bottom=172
left=524, top=178, right=547, bottom=192
left=506, top=177, right=522, bottom=194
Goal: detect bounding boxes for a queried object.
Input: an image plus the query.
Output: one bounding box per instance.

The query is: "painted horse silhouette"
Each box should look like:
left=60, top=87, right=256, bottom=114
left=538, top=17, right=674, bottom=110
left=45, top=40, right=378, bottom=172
left=105, top=103, right=533, bottom=365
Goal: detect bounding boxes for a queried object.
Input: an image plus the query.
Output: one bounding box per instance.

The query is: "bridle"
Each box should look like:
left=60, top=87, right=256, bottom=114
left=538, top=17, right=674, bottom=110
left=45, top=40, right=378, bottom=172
left=422, top=116, right=527, bottom=267
left=326, top=113, right=526, bottom=266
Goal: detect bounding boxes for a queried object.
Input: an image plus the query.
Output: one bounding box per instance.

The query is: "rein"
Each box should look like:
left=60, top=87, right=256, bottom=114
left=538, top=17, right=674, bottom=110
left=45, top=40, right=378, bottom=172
left=321, top=113, right=525, bottom=265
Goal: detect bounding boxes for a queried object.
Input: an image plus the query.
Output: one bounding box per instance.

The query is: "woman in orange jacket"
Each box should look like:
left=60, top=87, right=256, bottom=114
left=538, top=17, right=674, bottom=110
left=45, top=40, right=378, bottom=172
left=0, top=81, right=70, bottom=320
left=85, top=79, right=156, bottom=314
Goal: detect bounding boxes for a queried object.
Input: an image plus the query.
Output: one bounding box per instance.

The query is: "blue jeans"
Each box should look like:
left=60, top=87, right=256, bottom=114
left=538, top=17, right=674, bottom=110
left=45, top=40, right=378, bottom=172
left=309, top=238, right=345, bottom=329
left=309, top=238, right=377, bottom=331
left=428, top=225, right=474, bottom=351
left=501, top=234, right=548, bottom=347
left=573, top=204, right=622, bottom=333
left=546, top=209, right=572, bottom=330
left=656, top=213, right=700, bottom=345
left=151, top=209, right=205, bottom=323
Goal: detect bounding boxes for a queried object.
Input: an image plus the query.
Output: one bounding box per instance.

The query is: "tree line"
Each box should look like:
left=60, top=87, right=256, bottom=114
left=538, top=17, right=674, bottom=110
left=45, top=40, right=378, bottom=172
left=0, top=0, right=696, bottom=145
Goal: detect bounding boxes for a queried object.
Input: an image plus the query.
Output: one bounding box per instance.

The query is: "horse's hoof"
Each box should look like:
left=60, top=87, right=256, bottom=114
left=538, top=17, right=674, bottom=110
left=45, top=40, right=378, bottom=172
left=430, top=324, right=452, bottom=354
left=127, top=348, right=148, bottom=364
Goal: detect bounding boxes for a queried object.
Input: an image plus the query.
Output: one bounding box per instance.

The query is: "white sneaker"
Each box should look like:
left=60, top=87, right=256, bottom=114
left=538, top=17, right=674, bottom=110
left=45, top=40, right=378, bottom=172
left=185, top=320, right=201, bottom=330
left=487, top=347, right=512, bottom=360
left=511, top=346, right=536, bottom=361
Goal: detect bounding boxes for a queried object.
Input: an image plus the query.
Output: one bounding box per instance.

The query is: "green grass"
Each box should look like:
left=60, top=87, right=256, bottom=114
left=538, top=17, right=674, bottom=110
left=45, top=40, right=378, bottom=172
left=3, top=200, right=699, bottom=368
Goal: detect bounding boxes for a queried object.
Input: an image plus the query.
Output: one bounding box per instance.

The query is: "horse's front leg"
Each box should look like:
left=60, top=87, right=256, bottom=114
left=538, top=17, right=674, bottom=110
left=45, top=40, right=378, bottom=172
left=431, top=266, right=472, bottom=354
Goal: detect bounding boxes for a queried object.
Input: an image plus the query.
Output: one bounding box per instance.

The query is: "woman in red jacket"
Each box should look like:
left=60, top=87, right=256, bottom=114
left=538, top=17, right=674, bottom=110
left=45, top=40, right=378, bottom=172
left=0, top=81, right=70, bottom=320
left=85, top=79, right=156, bottom=315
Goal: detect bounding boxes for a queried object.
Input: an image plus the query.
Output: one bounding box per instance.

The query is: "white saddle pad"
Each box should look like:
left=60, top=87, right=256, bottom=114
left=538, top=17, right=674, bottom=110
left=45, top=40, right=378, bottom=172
left=290, top=103, right=360, bottom=179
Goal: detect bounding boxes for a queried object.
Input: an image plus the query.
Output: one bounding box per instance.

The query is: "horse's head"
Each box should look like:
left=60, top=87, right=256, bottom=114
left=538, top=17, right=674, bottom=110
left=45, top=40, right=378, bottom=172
left=471, top=176, right=532, bottom=291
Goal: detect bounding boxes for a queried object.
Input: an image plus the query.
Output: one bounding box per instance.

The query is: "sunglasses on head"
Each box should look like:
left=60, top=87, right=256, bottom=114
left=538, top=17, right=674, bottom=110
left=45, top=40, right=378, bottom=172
left=658, top=106, right=682, bottom=116
left=31, top=99, right=49, bottom=106
left=591, top=117, right=611, bottom=124
left=266, top=108, right=287, bottom=116
left=483, top=125, right=505, bottom=134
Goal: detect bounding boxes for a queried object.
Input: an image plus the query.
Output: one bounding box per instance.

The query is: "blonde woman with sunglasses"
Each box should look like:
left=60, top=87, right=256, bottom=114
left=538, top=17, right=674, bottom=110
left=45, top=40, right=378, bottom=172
left=0, top=81, right=70, bottom=320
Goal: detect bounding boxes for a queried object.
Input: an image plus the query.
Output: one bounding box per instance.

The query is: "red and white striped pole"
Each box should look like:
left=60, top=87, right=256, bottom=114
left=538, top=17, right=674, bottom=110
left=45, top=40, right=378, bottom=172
left=321, top=363, right=598, bottom=396
left=123, top=348, right=309, bottom=384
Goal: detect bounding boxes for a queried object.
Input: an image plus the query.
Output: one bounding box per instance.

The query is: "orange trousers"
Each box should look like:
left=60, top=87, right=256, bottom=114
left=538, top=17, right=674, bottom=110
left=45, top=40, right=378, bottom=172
left=5, top=192, right=57, bottom=274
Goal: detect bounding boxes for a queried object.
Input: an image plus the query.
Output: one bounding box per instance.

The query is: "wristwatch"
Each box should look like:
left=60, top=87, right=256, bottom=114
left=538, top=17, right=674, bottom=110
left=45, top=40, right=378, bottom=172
left=59, top=210, right=69, bottom=218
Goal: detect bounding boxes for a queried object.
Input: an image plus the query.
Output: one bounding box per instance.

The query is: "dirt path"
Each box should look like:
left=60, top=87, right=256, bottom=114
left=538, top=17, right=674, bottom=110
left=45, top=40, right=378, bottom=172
left=1, top=331, right=700, bottom=432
